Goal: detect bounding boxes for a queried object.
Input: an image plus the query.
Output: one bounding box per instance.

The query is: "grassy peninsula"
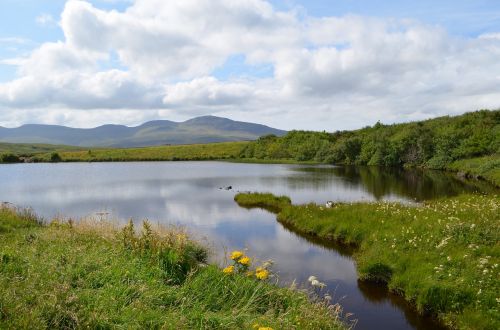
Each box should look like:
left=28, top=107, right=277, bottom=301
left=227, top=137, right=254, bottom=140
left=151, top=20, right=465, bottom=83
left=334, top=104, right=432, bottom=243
left=235, top=192, right=500, bottom=330
left=0, top=205, right=345, bottom=329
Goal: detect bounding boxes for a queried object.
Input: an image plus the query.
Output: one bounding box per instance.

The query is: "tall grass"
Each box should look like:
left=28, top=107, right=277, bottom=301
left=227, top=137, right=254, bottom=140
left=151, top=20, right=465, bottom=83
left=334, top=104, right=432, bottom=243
left=448, top=155, right=500, bottom=187
left=33, top=142, right=248, bottom=162
left=235, top=192, right=500, bottom=330
left=0, top=206, right=346, bottom=329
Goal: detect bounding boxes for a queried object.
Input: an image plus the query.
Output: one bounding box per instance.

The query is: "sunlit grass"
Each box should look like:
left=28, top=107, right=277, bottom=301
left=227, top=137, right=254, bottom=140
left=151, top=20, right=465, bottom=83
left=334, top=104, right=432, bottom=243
left=235, top=192, right=500, bottom=329
left=34, top=141, right=249, bottom=162
left=0, top=205, right=346, bottom=329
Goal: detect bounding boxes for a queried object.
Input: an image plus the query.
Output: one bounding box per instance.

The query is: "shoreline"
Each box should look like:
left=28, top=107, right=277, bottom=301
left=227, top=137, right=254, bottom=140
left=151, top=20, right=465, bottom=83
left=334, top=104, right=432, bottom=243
left=2, top=155, right=498, bottom=188
left=234, top=192, right=500, bottom=329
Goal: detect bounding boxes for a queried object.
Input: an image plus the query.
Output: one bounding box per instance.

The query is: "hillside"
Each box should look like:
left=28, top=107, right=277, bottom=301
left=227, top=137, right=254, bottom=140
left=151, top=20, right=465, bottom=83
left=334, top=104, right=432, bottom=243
left=239, top=110, right=499, bottom=179
left=0, top=116, right=286, bottom=147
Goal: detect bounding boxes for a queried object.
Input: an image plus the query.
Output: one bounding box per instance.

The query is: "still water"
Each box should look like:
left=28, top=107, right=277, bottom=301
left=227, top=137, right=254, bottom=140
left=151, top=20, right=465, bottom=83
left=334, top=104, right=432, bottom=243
left=0, top=162, right=492, bottom=329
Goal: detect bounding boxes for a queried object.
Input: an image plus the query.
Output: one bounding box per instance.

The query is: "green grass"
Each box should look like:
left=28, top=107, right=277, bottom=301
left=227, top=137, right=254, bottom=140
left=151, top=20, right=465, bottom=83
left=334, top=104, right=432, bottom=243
left=0, top=206, right=345, bottom=329
left=447, top=155, right=500, bottom=187
left=0, top=142, right=83, bottom=156
left=32, top=142, right=249, bottom=162
left=235, top=192, right=500, bottom=330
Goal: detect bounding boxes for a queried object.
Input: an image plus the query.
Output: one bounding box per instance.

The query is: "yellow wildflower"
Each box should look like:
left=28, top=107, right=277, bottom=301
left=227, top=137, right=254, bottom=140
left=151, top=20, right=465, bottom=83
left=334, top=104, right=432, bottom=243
left=230, top=250, right=244, bottom=260
left=223, top=265, right=234, bottom=275
left=239, top=256, right=251, bottom=266
left=258, top=327, right=273, bottom=330
left=255, top=268, right=269, bottom=280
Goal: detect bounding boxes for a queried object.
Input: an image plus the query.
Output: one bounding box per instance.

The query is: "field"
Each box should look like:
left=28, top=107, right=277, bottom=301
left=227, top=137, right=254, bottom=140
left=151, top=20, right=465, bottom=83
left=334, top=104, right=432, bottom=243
left=0, top=142, right=84, bottom=156
left=235, top=192, right=500, bottom=329
left=0, top=205, right=345, bottom=329
left=33, top=142, right=249, bottom=162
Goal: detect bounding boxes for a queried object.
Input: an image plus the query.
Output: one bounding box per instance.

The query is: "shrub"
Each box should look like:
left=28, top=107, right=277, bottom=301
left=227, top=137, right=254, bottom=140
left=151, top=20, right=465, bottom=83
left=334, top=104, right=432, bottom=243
left=0, top=153, right=20, bottom=163
left=50, top=152, right=62, bottom=162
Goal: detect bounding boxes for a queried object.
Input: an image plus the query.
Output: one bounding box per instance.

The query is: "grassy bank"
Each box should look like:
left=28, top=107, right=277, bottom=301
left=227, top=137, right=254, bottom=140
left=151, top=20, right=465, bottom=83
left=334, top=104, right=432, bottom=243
left=33, top=141, right=248, bottom=162
left=448, top=155, right=500, bottom=187
left=0, top=205, right=345, bottom=329
left=234, top=193, right=500, bottom=329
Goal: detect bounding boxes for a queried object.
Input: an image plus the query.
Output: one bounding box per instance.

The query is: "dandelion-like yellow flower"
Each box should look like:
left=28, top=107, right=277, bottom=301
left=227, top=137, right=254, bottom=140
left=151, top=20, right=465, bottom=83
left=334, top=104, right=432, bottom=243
left=258, top=327, right=273, bottom=330
left=255, top=268, right=269, bottom=280
left=230, top=250, right=244, bottom=260
left=223, top=265, right=234, bottom=275
left=239, top=256, right=251, bottom=266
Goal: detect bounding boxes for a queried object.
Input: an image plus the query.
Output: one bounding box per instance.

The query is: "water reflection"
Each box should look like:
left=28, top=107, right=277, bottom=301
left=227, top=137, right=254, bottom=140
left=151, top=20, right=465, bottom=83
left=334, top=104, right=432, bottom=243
left=0, top=162, right=494, bottom=330
left=291, top=165, right=494, bottom=201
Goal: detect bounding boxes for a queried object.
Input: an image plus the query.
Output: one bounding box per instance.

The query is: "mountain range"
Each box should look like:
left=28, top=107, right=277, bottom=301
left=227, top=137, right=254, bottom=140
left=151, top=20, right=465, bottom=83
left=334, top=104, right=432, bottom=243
left=0, top=116, right=286, bottom=147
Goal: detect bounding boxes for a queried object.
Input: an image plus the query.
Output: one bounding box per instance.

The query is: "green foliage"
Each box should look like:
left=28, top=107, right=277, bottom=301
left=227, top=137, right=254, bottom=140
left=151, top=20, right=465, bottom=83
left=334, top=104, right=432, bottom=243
left=240, top=110, right=500, bottom=171
left=235, top=192, right=500, bottom=329
left=50, top=152, right=62, bottom=162
left=0, top=206, right=41, bottom=233
left=448, top=155, right=500, bottom=187
left=0, top=153, right=20, bottom=163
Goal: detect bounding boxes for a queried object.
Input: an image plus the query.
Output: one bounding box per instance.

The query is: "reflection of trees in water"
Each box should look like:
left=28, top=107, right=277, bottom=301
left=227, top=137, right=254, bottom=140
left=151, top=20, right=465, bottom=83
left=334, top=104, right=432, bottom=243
left=257, top=174, right=342, bottom=191
left=290, top=165, right=495, bottom=201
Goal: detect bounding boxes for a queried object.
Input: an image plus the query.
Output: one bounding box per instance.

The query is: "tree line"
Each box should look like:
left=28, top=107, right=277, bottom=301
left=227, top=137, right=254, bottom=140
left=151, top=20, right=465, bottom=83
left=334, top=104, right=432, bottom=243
left=239, top=110, right=500, bottom=168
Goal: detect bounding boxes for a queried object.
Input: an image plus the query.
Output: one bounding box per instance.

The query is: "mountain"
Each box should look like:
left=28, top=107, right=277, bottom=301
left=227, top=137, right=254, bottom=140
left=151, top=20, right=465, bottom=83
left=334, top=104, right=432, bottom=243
left=0, top=116, right=286, bottom=147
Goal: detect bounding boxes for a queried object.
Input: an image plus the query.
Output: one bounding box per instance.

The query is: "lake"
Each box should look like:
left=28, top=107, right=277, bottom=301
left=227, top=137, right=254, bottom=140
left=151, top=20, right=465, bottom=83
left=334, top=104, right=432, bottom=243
left=0, top=162, right=492, bottom=329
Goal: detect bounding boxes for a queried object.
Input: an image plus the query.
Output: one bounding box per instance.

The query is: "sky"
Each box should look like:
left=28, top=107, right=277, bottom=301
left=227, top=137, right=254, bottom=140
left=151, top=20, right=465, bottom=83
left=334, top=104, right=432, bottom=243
left=0, top=0, right=499, bottom=130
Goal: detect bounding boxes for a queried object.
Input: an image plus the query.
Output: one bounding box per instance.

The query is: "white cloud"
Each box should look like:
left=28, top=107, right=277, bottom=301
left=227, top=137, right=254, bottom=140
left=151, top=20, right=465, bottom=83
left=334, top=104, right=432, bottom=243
left=36, top=13, right=57, bottom=27
left=0, top=0, right=500, bottom=130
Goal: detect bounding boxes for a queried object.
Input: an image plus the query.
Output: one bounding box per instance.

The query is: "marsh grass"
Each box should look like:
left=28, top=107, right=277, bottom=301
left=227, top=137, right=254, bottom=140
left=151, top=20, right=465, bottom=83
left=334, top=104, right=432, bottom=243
left=0, top=205, right=346, bottom=329
left=235, top=192, right=500, bottom=329
left=32, top=141, right=248, bottom=163
left=448, top=155, right=500, bottom=187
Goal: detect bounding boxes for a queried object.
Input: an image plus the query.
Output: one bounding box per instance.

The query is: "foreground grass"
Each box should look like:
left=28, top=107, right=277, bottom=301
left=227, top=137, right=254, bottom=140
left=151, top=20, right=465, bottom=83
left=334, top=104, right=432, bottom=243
left=235, top=193, right=500, bottom=330
left=0, top=206, right=344, bottom=329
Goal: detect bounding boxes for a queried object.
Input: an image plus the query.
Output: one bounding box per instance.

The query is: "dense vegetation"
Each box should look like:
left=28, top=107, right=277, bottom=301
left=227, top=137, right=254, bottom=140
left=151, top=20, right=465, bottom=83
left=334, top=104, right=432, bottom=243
left=239, top=110, right=499, bottom=180
left=235, top=192, right=500, bottom=330
left=0, top=205, right=344, bottom=329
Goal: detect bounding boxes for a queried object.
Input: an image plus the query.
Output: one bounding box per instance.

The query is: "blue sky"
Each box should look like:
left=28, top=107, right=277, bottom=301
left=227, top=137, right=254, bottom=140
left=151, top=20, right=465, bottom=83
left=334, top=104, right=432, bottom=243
left=0, top=0, right=499, bottom=129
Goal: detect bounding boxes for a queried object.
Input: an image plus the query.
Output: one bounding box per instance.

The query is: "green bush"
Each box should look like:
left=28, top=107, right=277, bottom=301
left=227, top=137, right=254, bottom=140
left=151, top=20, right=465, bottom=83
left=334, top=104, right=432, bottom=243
left=0, top=153, right=20, bottom=163
left=50, top=152, right=62, bottom=162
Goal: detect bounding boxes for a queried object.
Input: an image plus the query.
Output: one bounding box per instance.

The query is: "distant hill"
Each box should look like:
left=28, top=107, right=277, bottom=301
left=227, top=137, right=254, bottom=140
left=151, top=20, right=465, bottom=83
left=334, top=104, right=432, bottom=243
left=0, top=116, right=286, bottom=147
